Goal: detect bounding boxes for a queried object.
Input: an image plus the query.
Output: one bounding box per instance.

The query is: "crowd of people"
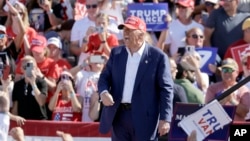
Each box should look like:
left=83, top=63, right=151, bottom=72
left=0, top=0, right=249, bottom=140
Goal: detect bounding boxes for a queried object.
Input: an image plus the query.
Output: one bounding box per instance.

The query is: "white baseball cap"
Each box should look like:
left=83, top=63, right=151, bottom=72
left=0, top=25, right=6, bottom=33
left=205, top=0, right=218, bottom=4
left=47, top=37, right=62, bottom=49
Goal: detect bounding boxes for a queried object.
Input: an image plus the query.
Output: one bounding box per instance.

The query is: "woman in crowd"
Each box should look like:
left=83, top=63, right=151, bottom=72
left=5, top=1, right=36, bottom=62
left=15, top=35, right=57, bottom=119
left=26, top=0, right=66, bottom=33
left=49, top=71, right=82, bottom=121
left=82, top=13, right=119, bottom=58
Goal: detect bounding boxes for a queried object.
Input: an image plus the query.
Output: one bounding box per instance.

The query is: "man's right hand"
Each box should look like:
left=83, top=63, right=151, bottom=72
left=101, top=92, right=115, bottom=106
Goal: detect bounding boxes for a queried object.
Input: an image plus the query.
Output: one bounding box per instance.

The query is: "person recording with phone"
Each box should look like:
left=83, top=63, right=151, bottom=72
left=49, top=71, right=82, bottom=121
left=11, top=55, right=48, bottom=120
left=26, top=0, right=65, bottom=33
left=74, top=53, right=107, bottom=122
left=82, top=13, right=119, bottom=58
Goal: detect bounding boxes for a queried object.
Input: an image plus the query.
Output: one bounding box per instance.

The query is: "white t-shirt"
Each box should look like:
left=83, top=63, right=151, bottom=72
left=0, top=113, right=9, bottom=141
left=76, top=70, right=101, bottom=122
left=70, top=17, right=95, bottom=47
left=165, top=19, right=204, bottom=56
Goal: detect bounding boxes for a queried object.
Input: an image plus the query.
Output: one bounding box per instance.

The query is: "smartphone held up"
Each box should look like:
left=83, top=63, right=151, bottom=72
left=90, top=55, right=106, bottom=64
left=25, top=62, right=33, bottom=78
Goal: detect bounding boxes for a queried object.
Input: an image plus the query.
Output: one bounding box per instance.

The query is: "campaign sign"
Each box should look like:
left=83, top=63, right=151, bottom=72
left=196, top=47, right=218, bottom=75
left=231, top=44, right=250, bottom=72
left=168, top=103, right=236, bottom=141
left=127, top=3, right=168, bottom=31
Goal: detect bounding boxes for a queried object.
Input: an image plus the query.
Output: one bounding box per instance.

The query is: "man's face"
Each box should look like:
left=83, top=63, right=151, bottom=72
left=86, top=0, right=99, bottom=18
left=221, top=67, right=238, bottom=83
left=176, top=4, right=193, bottom=20
left=222, top=0, right=238, bottom=13
left=123, top=27, right=144, bottom=50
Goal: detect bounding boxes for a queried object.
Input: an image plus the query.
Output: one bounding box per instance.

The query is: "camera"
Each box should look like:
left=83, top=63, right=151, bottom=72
left=90, top=55, right=105, bottom=64
left=185, top=46, right=195, bottom=54
left=95, top=26, right=104, bottom=33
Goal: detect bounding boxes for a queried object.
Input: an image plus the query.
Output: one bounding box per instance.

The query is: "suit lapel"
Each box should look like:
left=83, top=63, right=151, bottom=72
left=133, top=44, right=151, bottom=94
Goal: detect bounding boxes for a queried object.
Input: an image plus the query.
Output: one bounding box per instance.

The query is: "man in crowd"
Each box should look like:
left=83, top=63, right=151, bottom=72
left=205, top=58, right=250, bottom=121
left=204, top=0, right=250, bottom=58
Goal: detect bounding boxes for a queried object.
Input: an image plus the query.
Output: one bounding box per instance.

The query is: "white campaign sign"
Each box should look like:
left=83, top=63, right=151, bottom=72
left=197, top=50, right=213, bottom=68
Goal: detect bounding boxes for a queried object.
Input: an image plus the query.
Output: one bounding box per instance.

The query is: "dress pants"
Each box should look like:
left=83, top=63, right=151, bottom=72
left=111, top=104, right=158, bottom=141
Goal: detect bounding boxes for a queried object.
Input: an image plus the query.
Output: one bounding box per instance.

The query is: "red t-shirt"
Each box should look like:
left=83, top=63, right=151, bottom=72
left=224, top=39, right=247, bottom=59
left=6, top=26, right=37, bottom=63
left=85, top=33, right=119, bottom=54
left=51, top=94, right=82, bottom=122
left=48, top=59, right=72, bottom=80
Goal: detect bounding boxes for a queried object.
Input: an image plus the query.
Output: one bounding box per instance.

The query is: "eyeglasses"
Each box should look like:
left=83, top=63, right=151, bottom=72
left=190, top=34, right=204, bottom=39
left=0, top=34, right=5, bottom=39
left=86, top=4, right=98, bottom=9
left=205, top=2, right=215, bottom=6
left=221, top=67, right=235, bottom=73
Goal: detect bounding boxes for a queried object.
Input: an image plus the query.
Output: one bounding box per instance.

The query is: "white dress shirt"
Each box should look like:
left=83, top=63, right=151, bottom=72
left=121, top=42, right=146, bottom=103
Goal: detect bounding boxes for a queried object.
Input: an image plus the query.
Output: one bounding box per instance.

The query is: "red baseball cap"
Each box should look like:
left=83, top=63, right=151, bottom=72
left=118, top=16, right=146, bottom=32
left=30, top=35, right=47, bottom=53
left=176, top=0, right=195, bottom=9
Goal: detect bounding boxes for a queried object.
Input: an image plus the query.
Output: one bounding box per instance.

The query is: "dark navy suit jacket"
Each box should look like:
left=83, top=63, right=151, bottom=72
left=98, top=43, right=174, bottom=140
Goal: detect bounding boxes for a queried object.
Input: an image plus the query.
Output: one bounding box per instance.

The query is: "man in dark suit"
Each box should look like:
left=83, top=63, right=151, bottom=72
left=98, top=16, right=174, bottom=141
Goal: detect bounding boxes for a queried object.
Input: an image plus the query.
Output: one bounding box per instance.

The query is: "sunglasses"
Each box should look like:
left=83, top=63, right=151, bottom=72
left=221, top=67, right=235, bottom=73
left=86, top=4, right=98, bottom=9
left=0, top=34, right=5, bottom=39
left=190, top=34, right=204, bottom=39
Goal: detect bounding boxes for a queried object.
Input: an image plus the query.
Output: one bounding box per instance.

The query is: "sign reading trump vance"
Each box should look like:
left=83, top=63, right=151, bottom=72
left=127, top=3, right=168, bottom=31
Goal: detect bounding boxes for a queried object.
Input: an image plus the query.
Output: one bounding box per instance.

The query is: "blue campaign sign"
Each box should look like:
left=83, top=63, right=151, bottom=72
left=168, top=103, right=236, bottom=141
left=127, top=3, right=168, bottom=31
left=196, top=47, right=218, bottom=75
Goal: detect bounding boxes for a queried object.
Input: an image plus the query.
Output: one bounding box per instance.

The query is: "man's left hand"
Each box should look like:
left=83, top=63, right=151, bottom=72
left=158, top=120, right=170, bottom=136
